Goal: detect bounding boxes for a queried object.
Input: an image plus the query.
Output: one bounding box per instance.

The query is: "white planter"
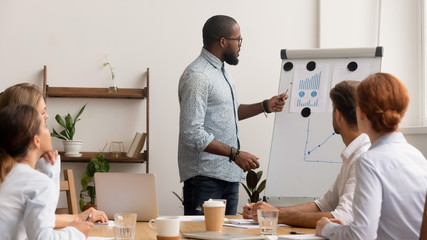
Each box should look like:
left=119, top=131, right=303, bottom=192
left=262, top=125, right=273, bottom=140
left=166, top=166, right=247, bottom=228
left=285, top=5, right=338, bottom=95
left=63, top=140, right=83, bottom=157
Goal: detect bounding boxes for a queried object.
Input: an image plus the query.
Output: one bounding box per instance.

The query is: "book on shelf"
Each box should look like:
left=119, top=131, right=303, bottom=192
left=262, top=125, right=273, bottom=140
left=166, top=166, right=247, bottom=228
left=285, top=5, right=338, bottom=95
left=126, top=132, right=147, bottom=158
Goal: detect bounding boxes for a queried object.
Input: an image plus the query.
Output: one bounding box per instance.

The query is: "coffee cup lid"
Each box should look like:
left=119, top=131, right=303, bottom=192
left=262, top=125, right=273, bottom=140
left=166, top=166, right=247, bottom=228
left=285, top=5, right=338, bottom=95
left=203, top=199, right=225, bottom=207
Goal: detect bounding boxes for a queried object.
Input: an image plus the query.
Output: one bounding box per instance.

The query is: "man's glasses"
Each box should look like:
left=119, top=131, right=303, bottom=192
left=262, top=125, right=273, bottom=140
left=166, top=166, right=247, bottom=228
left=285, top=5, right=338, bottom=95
left=223, top=36, right=243, bottom=45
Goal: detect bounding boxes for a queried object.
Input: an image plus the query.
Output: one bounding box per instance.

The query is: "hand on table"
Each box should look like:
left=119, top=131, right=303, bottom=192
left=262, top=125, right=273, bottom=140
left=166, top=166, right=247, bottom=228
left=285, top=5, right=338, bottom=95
left=248, top=202, right=277, bottom=220
left=79, top=207, right=108, bottom=223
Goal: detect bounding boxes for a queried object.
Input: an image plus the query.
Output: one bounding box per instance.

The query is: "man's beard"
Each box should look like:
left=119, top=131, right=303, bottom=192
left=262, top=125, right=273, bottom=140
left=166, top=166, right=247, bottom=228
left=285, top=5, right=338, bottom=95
left=224, top=50, right=239, bottom=65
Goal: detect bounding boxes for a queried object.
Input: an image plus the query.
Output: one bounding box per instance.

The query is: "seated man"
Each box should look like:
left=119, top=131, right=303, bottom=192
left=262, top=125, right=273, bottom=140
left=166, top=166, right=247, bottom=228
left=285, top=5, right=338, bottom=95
left=243, top=80, right=371, bottom=228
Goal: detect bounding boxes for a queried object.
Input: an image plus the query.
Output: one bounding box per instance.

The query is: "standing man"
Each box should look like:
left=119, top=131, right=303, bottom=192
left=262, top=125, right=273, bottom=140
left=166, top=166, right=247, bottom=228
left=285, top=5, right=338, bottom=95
left=243, top=80, right=371, bottom=227
left=178, top=15, right=288, bottom=215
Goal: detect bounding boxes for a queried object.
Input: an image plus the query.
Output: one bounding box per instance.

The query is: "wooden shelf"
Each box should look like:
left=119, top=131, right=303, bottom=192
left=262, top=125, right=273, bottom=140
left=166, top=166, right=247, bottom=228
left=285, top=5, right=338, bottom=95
left=59, top=151, right=146, bottom=163
left=43, top=65, right=151, bottom=173
left=46, top=86, right=147, bottom=99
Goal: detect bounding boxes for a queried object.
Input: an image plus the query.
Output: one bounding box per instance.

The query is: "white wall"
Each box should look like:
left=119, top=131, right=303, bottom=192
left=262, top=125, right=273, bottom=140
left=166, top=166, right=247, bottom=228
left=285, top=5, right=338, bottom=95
left=1, top=0, right=425, bottom=215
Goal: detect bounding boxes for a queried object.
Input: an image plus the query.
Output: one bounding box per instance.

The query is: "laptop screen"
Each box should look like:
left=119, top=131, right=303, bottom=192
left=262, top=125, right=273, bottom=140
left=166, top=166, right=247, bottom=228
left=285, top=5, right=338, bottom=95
left=94, top=172, right=159, bottom=221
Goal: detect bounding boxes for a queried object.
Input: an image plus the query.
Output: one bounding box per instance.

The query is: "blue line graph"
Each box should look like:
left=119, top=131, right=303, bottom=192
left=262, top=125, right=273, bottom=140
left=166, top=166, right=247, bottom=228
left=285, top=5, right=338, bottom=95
left=299, top=72, right=321, bottom=90
left=303, top=118, right=341, bottom=164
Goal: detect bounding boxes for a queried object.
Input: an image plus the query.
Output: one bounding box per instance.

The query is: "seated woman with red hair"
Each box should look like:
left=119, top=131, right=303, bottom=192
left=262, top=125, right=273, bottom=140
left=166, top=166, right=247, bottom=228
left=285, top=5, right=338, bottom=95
left=316, top=73, right=427, bottom=239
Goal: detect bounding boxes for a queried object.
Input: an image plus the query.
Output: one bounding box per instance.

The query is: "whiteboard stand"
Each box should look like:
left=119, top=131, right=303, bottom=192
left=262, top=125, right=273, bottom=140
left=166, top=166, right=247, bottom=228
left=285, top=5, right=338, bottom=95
left=264, top=47, right=382, bottom=205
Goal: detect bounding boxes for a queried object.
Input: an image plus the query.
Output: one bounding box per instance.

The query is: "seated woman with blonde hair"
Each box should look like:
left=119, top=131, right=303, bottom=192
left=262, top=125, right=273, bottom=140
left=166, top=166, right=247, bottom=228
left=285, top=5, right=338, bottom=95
left=316, top=73, right=427, bottom=239
left=0, top=104, right=93, bottom=239
left=0, top=83, right=108, bottom=227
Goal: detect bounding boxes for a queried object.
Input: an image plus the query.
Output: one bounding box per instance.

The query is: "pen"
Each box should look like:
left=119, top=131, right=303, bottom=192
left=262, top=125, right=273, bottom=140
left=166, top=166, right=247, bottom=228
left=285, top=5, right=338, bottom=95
left=290, top=231, right=306, bottom=235
left=86, top=213, right=92, bottom=222
left=277, top=89, right=289, bottom=101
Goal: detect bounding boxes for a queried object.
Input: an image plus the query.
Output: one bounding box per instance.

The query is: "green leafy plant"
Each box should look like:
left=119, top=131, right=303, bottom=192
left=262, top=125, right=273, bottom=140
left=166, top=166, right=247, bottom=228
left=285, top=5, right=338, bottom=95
left=172, top=191, right=183, bottom=204
left=79, top=153, right=110, bottom=211
left=51, top=104, right=87, bottom=140
left=240, top=170, right=266, bottom=203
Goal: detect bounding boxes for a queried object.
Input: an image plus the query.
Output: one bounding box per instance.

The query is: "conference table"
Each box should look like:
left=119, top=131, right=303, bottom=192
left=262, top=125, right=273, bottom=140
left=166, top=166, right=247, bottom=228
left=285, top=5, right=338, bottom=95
left=89, top=216, right=316, bottom=239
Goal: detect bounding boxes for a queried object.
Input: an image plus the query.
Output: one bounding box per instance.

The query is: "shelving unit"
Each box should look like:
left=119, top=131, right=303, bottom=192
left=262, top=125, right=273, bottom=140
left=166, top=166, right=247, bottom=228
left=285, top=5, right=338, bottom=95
left=42, top=65, right=150, bottom=173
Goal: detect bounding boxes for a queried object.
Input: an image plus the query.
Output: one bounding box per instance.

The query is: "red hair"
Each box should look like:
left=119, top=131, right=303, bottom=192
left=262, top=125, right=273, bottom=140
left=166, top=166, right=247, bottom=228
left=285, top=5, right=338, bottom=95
left=357, top=73, right=409, bottom=133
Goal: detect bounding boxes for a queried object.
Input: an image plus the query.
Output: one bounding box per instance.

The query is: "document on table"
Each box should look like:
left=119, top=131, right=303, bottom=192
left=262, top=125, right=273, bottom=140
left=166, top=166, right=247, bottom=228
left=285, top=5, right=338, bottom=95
left=278, top=234, right=327, bottom=239
left=224, top=219, right=289, bottom=229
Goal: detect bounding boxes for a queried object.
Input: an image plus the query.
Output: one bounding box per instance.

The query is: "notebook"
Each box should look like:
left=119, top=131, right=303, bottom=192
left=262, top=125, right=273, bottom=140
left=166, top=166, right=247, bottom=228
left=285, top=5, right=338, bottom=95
left=94, top=172, right=159, bottom=221
left=182, top=232, right=266, bottom=240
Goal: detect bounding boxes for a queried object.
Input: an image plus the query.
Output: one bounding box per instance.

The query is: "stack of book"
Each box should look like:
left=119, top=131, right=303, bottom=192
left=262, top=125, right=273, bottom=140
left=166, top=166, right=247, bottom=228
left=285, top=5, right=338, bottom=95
left=126, top=132, right=147, bottom=158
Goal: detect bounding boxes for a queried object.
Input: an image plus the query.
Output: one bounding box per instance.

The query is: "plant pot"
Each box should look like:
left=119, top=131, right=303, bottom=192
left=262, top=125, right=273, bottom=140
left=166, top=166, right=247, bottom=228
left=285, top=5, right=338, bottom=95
left=84, top=204, right=97, bottom=211
left=63, top=140, right=83, bottom=157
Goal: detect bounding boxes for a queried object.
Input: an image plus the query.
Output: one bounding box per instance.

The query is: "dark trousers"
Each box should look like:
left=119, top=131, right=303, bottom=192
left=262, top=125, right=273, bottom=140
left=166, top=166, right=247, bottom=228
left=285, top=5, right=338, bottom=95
left=183, top=175, right=239, bottom=215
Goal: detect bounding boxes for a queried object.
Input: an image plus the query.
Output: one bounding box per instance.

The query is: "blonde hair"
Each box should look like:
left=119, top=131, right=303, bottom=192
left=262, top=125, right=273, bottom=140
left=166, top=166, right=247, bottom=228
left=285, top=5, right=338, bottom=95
left=0, top=83, right=43, bottom=111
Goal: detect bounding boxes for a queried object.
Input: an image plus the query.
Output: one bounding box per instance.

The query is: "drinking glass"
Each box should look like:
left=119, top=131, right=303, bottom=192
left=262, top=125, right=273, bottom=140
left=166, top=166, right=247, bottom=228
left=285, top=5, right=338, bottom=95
left=114, top=213, right=137, bottom=240
left=257, top=209, right=279, bottom=235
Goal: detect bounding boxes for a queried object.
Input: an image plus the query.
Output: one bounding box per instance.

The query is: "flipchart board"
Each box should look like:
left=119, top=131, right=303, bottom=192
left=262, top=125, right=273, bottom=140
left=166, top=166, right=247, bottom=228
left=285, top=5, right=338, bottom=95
left=264, top=47, right=383, bottom=203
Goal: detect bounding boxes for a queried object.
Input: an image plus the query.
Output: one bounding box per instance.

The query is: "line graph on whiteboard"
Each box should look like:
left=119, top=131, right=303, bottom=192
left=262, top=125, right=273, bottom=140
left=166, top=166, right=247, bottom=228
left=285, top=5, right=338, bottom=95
left=303, top=118, right=341, bottom=164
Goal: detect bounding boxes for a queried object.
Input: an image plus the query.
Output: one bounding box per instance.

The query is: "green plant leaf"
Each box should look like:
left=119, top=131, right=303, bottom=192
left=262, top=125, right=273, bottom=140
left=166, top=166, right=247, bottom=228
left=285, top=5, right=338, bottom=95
left=65, top=114, right=73, bottom=131
left=51, top=129, right=67, bottom=140
left=79, top=198, right=85, bottom=211
left=251, top=190, right=260, bottom=203
left=69, top=127, right=75, bottom=140
left=257, top=179, right=266, bottom=194
left=87, top=186, right=95, bottom=198
left=74, top=104, right=87, bottom=125
left=55, top=114, right=66, bottom=128
left=81, top=171, right=91, bottom=190
left=256, top=170, right=263, bottom=183
left=240, top=182, right=252, bottom=197
left=246, top=170, right=258, bottom=190
left=59, top=130, right=70, bottom=140
left=99, top=160, right=110, bottom=172
left=172, top=191, right=183, bottom=203
left=86, top=161, right=96, bottom=177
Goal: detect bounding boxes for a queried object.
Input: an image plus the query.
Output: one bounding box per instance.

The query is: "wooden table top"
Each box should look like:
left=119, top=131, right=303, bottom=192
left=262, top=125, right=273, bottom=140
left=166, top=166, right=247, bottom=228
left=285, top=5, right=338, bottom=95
left=89, top=216, right=316, bottom=240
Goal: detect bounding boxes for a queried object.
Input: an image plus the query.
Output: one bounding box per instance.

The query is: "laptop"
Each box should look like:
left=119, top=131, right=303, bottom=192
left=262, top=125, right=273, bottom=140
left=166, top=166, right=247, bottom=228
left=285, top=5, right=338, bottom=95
left=94, top=172, right=159, bottom=221
left=182, top=232, right=266, bottom=240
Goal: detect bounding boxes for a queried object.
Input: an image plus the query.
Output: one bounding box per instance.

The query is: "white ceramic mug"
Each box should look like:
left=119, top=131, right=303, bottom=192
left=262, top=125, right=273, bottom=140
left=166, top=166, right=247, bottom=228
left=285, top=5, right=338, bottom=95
left=148, top=216, right=180, bottom=237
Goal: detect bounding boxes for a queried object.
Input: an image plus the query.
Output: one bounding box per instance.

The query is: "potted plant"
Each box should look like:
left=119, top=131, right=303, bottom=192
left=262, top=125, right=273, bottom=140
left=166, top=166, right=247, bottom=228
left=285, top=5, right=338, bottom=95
left=51, top=104, right=87, bottom=157
left=79, top=153, right=110, bottom=211
left=241, top=170, right=267, bottom=203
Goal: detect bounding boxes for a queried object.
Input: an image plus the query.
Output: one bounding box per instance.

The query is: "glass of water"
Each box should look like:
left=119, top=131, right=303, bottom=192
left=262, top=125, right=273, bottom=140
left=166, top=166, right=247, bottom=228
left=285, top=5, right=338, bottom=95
left=114, top=213, right=137, bottom=240
left=257, top=209, right=279, bottom=235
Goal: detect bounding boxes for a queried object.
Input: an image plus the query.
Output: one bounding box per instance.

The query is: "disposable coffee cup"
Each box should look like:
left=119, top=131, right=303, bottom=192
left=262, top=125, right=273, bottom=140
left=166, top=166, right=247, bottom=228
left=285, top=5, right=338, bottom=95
left=203, top=199, right=226, bottom=232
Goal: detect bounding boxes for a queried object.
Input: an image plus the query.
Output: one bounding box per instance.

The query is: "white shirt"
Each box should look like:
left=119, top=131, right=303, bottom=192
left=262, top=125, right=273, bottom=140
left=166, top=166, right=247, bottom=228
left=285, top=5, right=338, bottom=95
left=35, top=155, right=61, bottom=200
left=314, top=133, right=371, bottom=224
left=322, top=132, right=427, bottom=239
left=0, top=163, right=85, bottom=240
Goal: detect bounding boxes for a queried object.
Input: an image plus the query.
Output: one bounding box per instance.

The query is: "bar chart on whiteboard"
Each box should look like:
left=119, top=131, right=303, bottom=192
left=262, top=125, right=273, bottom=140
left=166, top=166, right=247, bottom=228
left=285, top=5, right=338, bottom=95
left=290, top=64, right=329, bottom=113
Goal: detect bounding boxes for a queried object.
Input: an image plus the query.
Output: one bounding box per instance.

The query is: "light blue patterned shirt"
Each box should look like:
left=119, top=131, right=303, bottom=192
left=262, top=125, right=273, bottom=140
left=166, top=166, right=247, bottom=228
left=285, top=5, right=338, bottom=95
left=178, top=48, right=244, bottom=183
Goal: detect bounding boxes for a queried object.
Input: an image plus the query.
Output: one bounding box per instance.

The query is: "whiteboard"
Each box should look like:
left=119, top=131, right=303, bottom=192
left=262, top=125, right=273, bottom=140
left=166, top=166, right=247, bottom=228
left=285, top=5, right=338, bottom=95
left=265, top=47, right=382, bottom=200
